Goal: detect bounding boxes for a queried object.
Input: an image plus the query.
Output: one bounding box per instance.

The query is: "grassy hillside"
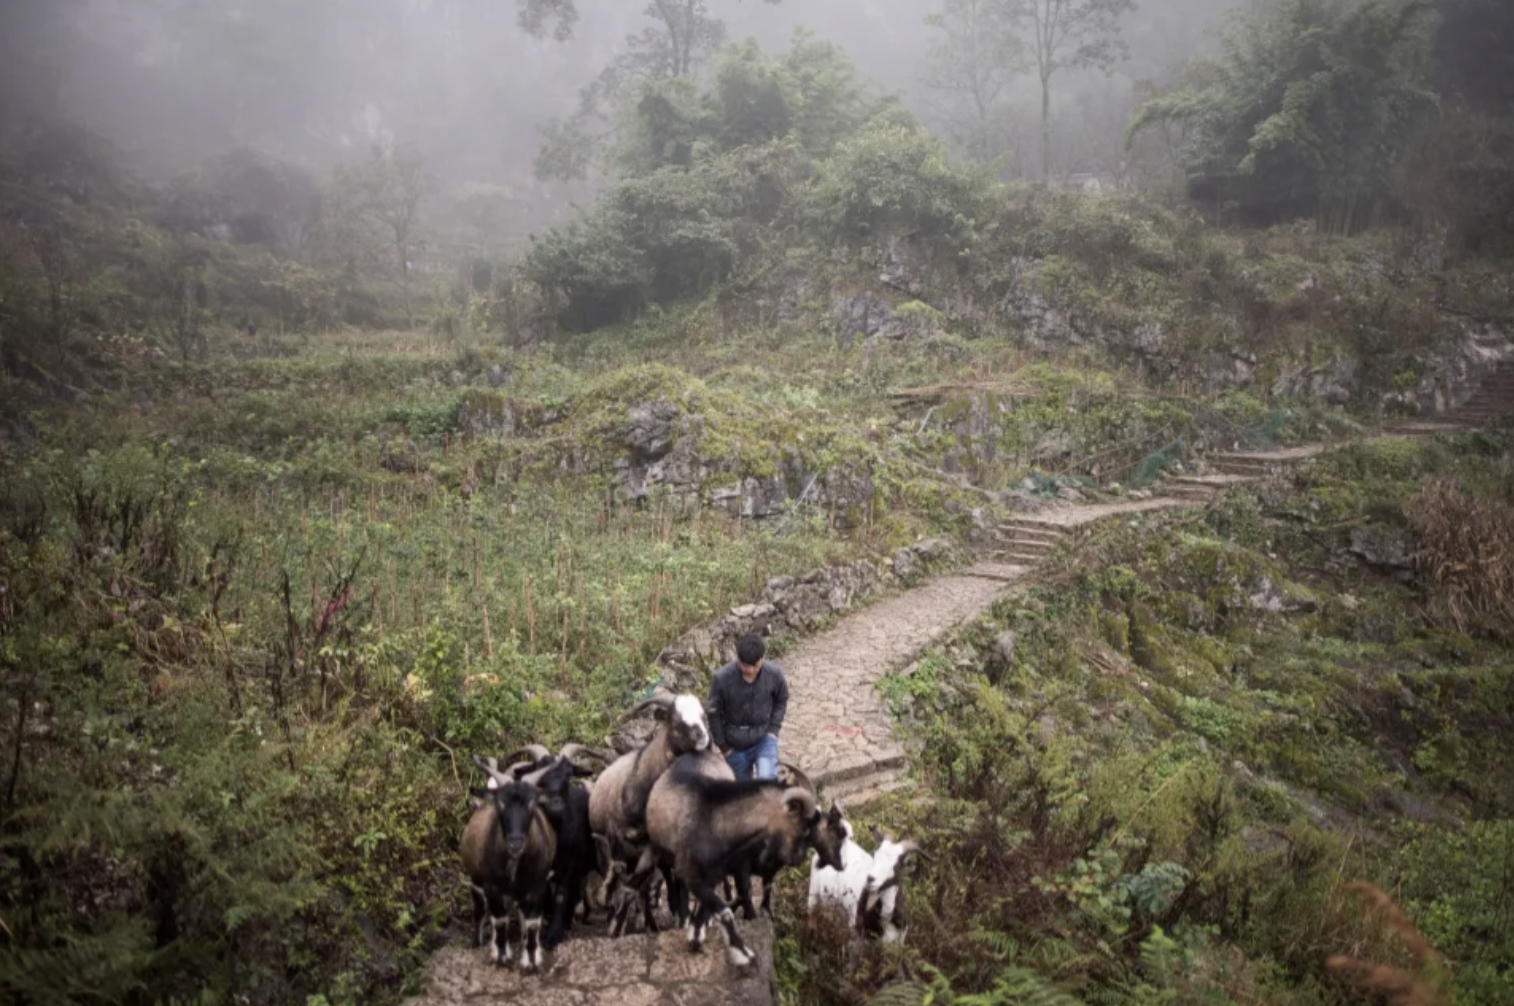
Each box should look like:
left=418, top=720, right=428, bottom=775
left=789, top=433, right=1514, bottom=1006
left=1, top=39, right=1512, bottom=1006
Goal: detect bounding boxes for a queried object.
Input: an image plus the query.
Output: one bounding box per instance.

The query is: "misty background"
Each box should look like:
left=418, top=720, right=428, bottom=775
left=0, top=0, right=1244, bottom=255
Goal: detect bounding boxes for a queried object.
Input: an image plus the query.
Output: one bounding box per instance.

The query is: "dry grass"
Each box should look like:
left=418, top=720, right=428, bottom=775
left=1406, top=475, right=1514, bottom=639
left=1326, top=883, right=1452, bottom=1006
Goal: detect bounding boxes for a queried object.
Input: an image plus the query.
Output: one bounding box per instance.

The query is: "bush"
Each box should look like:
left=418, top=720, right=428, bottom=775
left=802, top=119, right=993, bottom=251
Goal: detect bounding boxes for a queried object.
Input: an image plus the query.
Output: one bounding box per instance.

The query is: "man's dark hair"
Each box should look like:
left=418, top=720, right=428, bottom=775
left=736, top=635, right=765, bottom=667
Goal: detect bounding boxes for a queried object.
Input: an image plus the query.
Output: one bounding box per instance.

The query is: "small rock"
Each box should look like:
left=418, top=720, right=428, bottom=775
left=912, top=537, right=951, bottom=562
left=993, top=631, right=1017, bottom=666
left=765, top=576, right=795, bottom=595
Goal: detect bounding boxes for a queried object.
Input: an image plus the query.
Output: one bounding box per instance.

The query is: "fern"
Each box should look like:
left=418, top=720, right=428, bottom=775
left=948, top=968, right=1088, bottom=1006
left=968, top=928, right=1020, bottom=962
left=871, top=981, right=933, bottom=1006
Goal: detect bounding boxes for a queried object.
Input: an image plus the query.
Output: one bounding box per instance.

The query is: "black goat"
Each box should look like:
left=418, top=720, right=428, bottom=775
left=636, top=753, right=848, bottom=968
left=500, top=744, right=610, bottom=949
left=463, top=756, right=557, bottom=972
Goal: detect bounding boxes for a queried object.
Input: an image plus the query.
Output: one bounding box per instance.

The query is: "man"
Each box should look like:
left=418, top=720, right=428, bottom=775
left=707, top=634, right=789, bottom=781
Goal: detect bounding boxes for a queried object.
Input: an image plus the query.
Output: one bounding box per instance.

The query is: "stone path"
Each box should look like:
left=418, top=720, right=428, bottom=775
left=403, top=922, right=776, bottom=1006
left=782, top=567, right=1028, bottom=803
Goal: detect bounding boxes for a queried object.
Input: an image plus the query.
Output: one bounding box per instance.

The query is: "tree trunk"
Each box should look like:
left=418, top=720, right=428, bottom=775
left=1040, top=72, right=1052, bottom=183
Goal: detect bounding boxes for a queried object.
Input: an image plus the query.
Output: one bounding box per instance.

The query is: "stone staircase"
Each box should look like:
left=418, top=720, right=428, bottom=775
left=1445, top=359, right=1514, bottom=426
left=993, top=519, right=1070, bottom=565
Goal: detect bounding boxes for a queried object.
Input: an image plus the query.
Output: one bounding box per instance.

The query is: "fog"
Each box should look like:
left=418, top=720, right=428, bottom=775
left=0, top=0, right=1247, bottom=248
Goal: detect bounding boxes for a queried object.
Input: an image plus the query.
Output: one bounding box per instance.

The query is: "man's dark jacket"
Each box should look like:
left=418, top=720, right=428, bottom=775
left=707, top=660, right=788, bottom=753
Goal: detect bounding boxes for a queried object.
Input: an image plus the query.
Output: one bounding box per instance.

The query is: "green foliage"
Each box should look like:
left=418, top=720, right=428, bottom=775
left=794, top=432, right=1514, bottom=1006
left=803, top=119, right=995, bottom=250
left=522, top=36, right=955, bottom=332
left=1129, top=0, right=1439, bottom=229
left=1394, top=821, right=1514, bottom=1006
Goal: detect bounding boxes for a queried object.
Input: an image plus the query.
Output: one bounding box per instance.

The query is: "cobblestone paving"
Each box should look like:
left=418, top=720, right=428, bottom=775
left=781, top=566, right=1025, bottom=788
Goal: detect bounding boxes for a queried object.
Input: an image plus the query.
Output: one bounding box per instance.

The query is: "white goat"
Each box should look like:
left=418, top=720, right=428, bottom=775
left=808, top=824, right=926, bottom=944
left=807, top=819, right=869, bottom=919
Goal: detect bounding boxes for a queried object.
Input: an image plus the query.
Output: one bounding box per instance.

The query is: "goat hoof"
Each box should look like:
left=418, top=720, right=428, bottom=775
left=726, top=946, right=758, bottom=969
left=740, top=906, right=756, bottom=921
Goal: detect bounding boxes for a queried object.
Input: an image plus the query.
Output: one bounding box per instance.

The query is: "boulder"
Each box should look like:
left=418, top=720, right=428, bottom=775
left=1272, top=357, right=1359, bottom=406
left=830, top=291, right=892, bottom=348
left=1347, top=526, right=1414, bottom=573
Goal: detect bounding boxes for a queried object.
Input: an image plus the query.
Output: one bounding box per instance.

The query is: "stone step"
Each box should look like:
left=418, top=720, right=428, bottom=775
left=994, top=550, right=1050, bottom=565
left=1210, top=457, right=1273, bottom=469
left=961, top=562, right=1029, bottom=583
left=822, top=769, right=910, bottom=807
left=812, top=748, right=907, bottom=789
left=994, top=525, right=1066, bottom=542
left=990, top=534, right=1055, bottom=553
left=1002, top=515, right=1082, bottom=532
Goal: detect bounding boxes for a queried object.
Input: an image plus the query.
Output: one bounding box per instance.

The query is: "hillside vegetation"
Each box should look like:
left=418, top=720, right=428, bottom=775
left=1, top=1, right=1513, bottom=1005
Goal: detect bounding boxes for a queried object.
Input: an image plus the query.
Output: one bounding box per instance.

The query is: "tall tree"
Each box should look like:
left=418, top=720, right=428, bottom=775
left=534, top=1, right=778, bottom=181
left=333, top=143, right=436, bottom=322
left=516, top=0, right=780, bottom=41
left=922, top=0, right=1024, bottom=164
left=1009, top=0, right=1136, bottom=181
left=1127, top=0, right=1438, bottom=231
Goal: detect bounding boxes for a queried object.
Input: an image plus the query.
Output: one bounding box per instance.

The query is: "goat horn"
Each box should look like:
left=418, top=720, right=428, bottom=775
left=471, top=753, right=512, bottom=787
left=505, top=744, right=552, bottom=766
left=778, top=762, right=816, bottom=794
left=781, top=787, right=817, bottom=820
left=558, top=743, right=614, bottom=765
left=623, top=694, right=675, bottom=721
left=897, top=840, right=931, bottom=862
left=506, top=760, right=542, bottom=780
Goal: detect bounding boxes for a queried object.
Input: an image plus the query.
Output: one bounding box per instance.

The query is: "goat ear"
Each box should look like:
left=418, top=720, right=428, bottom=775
left=869, top=824, right=885, bottom=845
left=827, top=798, right=844, bottom=821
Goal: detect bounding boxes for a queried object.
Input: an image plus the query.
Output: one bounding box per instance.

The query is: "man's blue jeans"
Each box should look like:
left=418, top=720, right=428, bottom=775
left=725, top=734, right=779, bottom=781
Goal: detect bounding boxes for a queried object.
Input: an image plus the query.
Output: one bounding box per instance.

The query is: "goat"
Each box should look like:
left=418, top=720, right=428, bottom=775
left=461, top=756, right=557, bottom=972
left=855, top=826, right=927, bottom=943
left=499, top=743, right=611, bottom=950
left=586, top=693, right=711, bottom=936
left=725, top=763, right=828, bottom=921
left=807, top=819, right=871, bottom=921
left=636, top=753, right=848, bottom=968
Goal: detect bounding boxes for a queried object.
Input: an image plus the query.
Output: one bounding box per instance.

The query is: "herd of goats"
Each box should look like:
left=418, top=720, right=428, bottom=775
left=460, top=691, right=927, bottom=973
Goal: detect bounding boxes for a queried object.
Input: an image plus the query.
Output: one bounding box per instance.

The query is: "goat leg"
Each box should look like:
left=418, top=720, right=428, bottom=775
left=543, top=881, right=575, bottom=951
left=689, top=873, right=757, bottom=969
left=469, top=884, right=488, bottom=950
left=759, top=868, right=777, bottom=919
left=518, top=893, right=551, bottom=973
left=485, top=889, right=513, bottom=967
left=662, top=863, right=690, bottom=928
left=623, top=847, right=663, bottom=935
left=731, top=863, right=758, bottom=921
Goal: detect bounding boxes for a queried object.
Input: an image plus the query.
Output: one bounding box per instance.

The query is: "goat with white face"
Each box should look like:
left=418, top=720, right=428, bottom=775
left=587, top=692, right=711, bottom=936
left=807, top=817, right=870, bottom=921
left=856, top=825, right=927, bottom=944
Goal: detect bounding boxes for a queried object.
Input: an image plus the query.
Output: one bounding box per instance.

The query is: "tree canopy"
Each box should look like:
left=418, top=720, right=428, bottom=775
left=1128, top=0, right=1439, bottom=229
